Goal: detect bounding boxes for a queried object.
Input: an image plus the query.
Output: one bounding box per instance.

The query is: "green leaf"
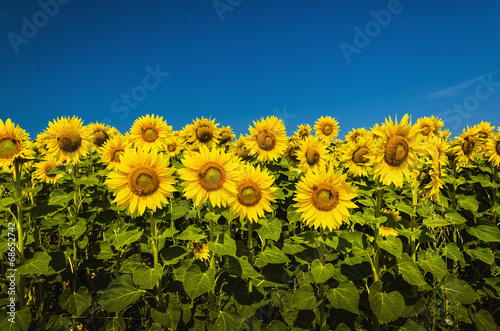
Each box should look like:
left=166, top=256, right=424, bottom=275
left=17, top=252, right=52, bottom=275
left=467, top=225, right=500, bottom=242
left=457, top=195, right=479, bottom=212
left=78, top=174, right=100, bottom=186
left=255, top=217, right=282, bottom=241
left=97, top=241, right=114, bottom=261
left=443, top=243, right=465, bottom=263
left=464, top=245, right=495, bottom=264
left=423, top=216, right=451, bottom=227
left=59, top=287, right=92, bottom=316
left=99, top=274, right=146, bottom=312
left=183, top=263, right=215, bottom=300
left=419, top=255, right=447, bottom=281
left=44, top=314, right=71, bottom=331
left=59, top=219, right=86, bottom=240
left=399, top=318, right=426, bottom=331
left=471, top=309, right=499, bottom=331
left=176, top=224, right=206, bottom=241
left=397, top=253, right=427, bottom=286
left=49, top=189, right=74, bottom=207
left=29, top=204, right=59, bottom=218
left=210, top=311, right=243, bottom=331
left=440, top=274, right=479, bottom=304
left=311, top=259, right=335, bottom=284
left=104, top=317, right=126, bottom=331
left=150, top=294, right=181, bottom=329
left=394, top=201, right=416, bottom=216
left=160, top=246, right=189, bottom=265
left=327, top=281, right=359, bottom=314
left=207, top=233, right=236, bottom=256
left=256, top=245, right=290, bottom=264
left=377, top=235, right=403, bottom=258
left=0, top=306, right=31, bottom=331
left=110, top=226, right=143, bottom=249
left=227, top=256, right=262, bottom=280
left=444, top=211, right=468, bottom=225
left=291, top=285, right=318, bottom=310
left=170, top=200, right=191, bottom=220
left=369, top=281, right=405, bottom=324
left=133, top=264, right=163, bottom=290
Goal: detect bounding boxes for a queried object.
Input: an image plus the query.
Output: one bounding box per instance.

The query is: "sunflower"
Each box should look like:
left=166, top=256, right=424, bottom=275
left=452, top=126, right=480, bottom=166
left=474, top=121, right=495, bottom=141
left=427, top=136, right=450, bottom=167
left=164, top=136, right=183, bottom=158
left=340, top=137, right=373, bottom=177
left=314, top=116, right=339, bottom=143
left=381, top=208, right=401, bottom=223
left=294, top=124, right=313, bottom=140
left=370, top=114, right=422, bottom=188
left=345, top=128, right=369, bottom=143
left=129, top=114, right=172, bottom=152
left=34, top=130, right=51, bottom=156
left=219, top=125, right=235, bottom=145
left=105, top=148, right=177, bottom=216
left=0, top=118, right=33, bottom=168
left=187, top=117, right=220, bottom=148
left=294, top=168, right=357, bottom=231
left=485, top=132, right=500, bottom=167
left=415, top=116, right=436, bottom=141
left=430, top=115, right=444, bottom=133
left=178, top=146, right=241, bottom=207
left=284, top=137, right=301, bottom=167
left=190, top=241, right=210, bottom=261
left=87, top=122, right=119, bottom=149
left=45, top=116, right=92, bottom=164
left=99, top=135, right=132, bottom=169
left=379, top=227, right=398, bottom=237
left=247, top=116, right=287, bottom=163
left=296, top=136, right=328, bottom=172
left=228, top=164, right=277, bottom=222
left=422, top=160, right=445, bottom=203
left=438, top=129, right=451, bottom=141
left=33, top=158, right=64, bottom=184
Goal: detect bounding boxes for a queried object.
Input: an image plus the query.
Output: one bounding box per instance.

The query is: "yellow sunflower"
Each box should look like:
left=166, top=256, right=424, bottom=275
left=34, top=158, right=64, bottom=184
left=415, top=116, right=436, bottom=141
left=105, top=148, right=177, bottom=216
left=340, top=137, right=373, bottom=177
left=247, top=116, right=287, bottom=163
left=284, top=137, right=301, bottom=167
left=430, top=115, right=444, bottom=133
left=294, top=124, right=313, bottom=140
left=314, top=116, right=339, bottom=142
left=452, top=126, right=480, bottom=166
left=219, top=125, right=235, bottom=145
left=34, top=130, right=51, bottom=156
left=164, top=136, right=183, bottom=157
left=427, top=136, right=450, bottom=167
left=379, top=227, right=398, bottom=237
left=345, top=128, right=369, bottom=143
left=381, top=208, right=401, bottom=223
left=422, top=160, right=445, bottom=203
left=178, top=146, right=241, bottom=207
left=45, top=116, right=92, bottom=164
left=370, top=114, right=422, bottom=188
left=485, top=132, right=500, bottom=167
left=99, top=135, right=132, bottom=169
left=474, top=121, right=495, bottom=141
left=0, top=118, right=33, bottom=168
left=296, top=136, right=328, bottom=172
left=294, top=168, right=357, bottom=231
left=188, top=117, right=220, bottom=148
left=228, top=164, right=277, bottom=222
left=87, top=122, right=119, bottom=150
left=129, top=114, right=172, bottom=152
left=438, top=129, right=451, bottom=141
left=190, top=241, right=210, bottom=261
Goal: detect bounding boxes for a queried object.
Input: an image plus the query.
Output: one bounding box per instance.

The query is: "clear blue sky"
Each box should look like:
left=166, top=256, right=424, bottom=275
left=2, top=0, right=500, bottom=139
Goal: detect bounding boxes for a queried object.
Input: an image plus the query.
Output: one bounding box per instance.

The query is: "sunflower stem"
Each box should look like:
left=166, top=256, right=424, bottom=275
left=248, top=221, right=253, bottom=293
left=318, top=226, right=326, bottom=329
left=410, top=179, right=419, bottom=262
left=492, top=166, right=498, bottom=224
left=372, top=184, right=384, bottom=282
left=150, top=212, right=165, bottom=308
left=13, top=159, right=26, bottom=307
left=208, top=210, right=216, bottom=314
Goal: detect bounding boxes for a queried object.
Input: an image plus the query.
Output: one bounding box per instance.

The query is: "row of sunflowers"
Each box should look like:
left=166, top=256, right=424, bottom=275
left=0, top=114, right=499, bottom=330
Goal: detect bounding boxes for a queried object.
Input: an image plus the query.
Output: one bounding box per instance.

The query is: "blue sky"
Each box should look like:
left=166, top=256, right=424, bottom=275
left=1, top=0, right=500, bottom=139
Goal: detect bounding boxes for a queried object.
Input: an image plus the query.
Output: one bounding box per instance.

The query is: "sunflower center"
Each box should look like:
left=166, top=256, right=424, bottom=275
left=237, top=182, right=262, bottom=207
left=220, top=132, right=232, bottom=144
left=384, top=135, right=409, bottom=167
left=57, top=128, right=82, bottom=153
left=0, top=137, right=20, bottom=158
left=306, top=149, right=320, bottom=165
left=311, top=184, right=339, bottom=211
left=421, top=125, right=430, bottom=136
left=237, top=144, right=250, bottom=158
left=352, top=147, right=369, bottom=163
left=111, top=149, right=124, bottom=162
left=93, top=130, right=109, bottom=147
left=129, top=167, right=160, bottom=196
left=142, top=127, right=158, bottom=142
left=199, top=162, right=225, bottom=191
left=478, top=130, right=488, bottom=139
left=257, top=130, right=276, bottom=151
left=167, top=143, right=176, bottom=152
left=196, top=126, right=213, bottom=143
left=461, top=136, right=475, bottom=155
left=299, top=129, right=308, bottom=138
left=496, top=141, right=500, bottom=156
left=44, top=164, right=57, bottom=178
left=322, top=125, right=333, bottom=135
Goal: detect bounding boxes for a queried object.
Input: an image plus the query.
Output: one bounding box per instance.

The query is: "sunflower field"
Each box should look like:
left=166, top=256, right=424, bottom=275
left=0, top=114, right=499, bottom=331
